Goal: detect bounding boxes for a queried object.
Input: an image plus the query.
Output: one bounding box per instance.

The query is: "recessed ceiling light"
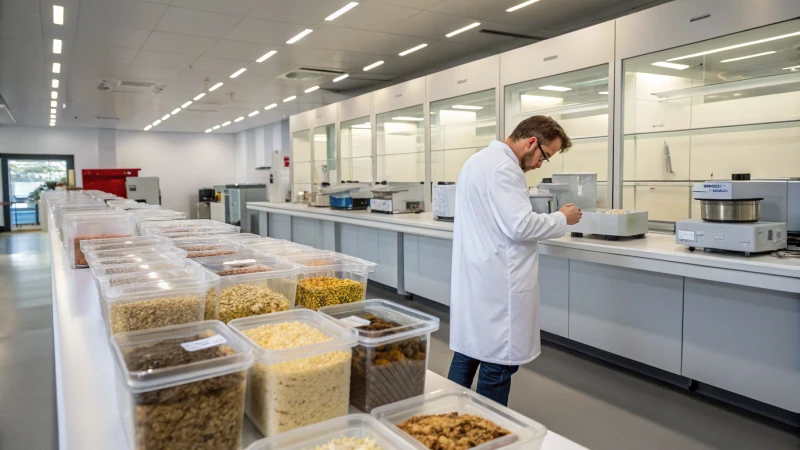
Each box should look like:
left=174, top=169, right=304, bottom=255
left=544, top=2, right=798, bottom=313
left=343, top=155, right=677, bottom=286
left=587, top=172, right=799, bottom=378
left=222, top=121, right=231, bottom=127
left=52, top=63, right=61, bottom=73
left=234, top=117, right=244, bottom=122
left=506, top=0, right=540, bottom=12
left=193, top=93, right=206, bottom=101
left=51, top=101, right=57, bottom=108
left=399, top=43, right=427, bottom=56
left=452, top=105, right=482, bottom=110
left=783, top=65, right=800, bottom=71
left=304, top=86, right=319, bottom=93
left=209, top=82, right=223, bottom=91
left=51, top=91, right=58, bottom=99
left=144, top=125, right=152, bottom=131
left=161, top=114, right=170, bottom=120
left=283, top=96, right=296, bottom=102
left=351, top=122, right=371, bottom=129
left=539, top=85, right=571, bottom=92
left=53, top=39, right=62, bottom=54
left=50, top=123, right=56, bottom=127
left=248, top=110, right=259, bottom=117
left=667, top=31, right=800, bottom=61
left=171, top=108, right=181, bottom=115
left=363, top=60, right=384, bottom=71
left=325, top=2, right=358, bottom=20
left=720, top=51, right=776, bottom=63
left=230, top=68, right=247, bottom=78
left=598, top=91, right=609, bottom=95
left=256, top=50, right=277, bottom=63
left=53, top=5, right=64, bottom=24
left=51, top=79, right=59, bottom=88
left=286, top=29, right=313, bottom=44
left=62, top=103, right=66, bottom=109
left=50, top=108, right=57, bottom=114
left=50, top=114, right=56, bottom=119
left=446, top=22, right=480, bottom=38
left=153, top=119, right=162, bottom=126
left=392, top=116, right=423, bottom=121
left=213, top=125, right=221, bottom=130
left=265, top=103, right=277, bottom=110
left=205, top=128, right=212, bottom=133
left=333, top=74, right=349, bottom=82
left=651, top=61, right=690, bottom=70
left=181, top=101, right=193, bottom=108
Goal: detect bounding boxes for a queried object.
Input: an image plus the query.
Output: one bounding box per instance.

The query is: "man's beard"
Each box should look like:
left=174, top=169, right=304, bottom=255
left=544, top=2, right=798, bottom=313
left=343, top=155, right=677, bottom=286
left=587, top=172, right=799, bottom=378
left=520, top=151, right=536, bottom=172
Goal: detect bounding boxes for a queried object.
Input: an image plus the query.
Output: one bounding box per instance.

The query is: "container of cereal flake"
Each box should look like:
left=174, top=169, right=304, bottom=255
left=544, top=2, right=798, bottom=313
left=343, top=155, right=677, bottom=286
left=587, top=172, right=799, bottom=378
left=245, top=414, right=414, bottom=450
left=228, top=309, right=358, bottom=437
left=319, top=300, right=440, bottom=412
left=112, top=320, right=254, bottom=450
left=62, top=211, right=136, bottom=269
left=101, top=279, right=206, bottom=335
left=372, top=388, right=548, bottom=450
left=283, top=254, right=376, bottom=311
left=193, top=254, right=299, bottom=323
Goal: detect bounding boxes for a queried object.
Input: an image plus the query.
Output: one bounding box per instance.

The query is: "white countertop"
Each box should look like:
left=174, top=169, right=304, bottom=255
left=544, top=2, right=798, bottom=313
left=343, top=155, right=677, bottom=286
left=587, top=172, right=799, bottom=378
left=50, top=227, right=587, bottom=450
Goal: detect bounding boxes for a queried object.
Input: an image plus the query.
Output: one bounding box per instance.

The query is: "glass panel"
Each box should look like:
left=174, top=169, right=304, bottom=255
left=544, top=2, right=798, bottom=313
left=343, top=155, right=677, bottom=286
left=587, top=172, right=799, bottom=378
left=430, top=89, right=496, bottom=185
left=504, top=64, right=610, bottom=203
left=376, top=105, right=425, bottom=183
left=622, top=18, right=800, bottom=222
left=340, top=116, right=372, bottom=183
left=8, top=159, right=67, bottom=227
left=313, top=124, right=336, bottom=186
left=292, top=129, right=311, bottom=202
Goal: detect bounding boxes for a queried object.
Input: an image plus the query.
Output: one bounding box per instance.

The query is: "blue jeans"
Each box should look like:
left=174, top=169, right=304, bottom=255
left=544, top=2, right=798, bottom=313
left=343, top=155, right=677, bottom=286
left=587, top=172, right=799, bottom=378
left=447, top=352, right=520, bottom=406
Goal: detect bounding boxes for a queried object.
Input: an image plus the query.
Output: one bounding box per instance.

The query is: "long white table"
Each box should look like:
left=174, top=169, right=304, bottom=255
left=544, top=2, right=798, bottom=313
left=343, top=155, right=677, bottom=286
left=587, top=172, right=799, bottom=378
left=50, top=228, right=588, bottom=450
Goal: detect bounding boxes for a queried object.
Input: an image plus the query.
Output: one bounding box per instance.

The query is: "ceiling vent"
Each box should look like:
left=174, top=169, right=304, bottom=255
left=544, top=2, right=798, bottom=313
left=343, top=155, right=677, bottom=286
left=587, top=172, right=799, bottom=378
left=277, top=67, right=345, bottom=81
left=97, top=79, right=164, bottom=94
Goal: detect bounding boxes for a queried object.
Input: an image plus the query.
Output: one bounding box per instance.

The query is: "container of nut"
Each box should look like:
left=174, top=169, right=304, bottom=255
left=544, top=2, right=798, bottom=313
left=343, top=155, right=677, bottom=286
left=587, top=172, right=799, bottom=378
left=193, top=253, right=299, bottom=323
left=319, top=299, right=439, bottom=413
left=281, top=253, right=376, bottom=311
left=62, top=210, right=136, bottom=269
left=111, top=320, right=254, bottom=450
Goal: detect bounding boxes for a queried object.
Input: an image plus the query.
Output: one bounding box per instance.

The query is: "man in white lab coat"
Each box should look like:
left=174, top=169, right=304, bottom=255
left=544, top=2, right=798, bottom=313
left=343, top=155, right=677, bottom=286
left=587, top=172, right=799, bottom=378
left=448, top=115, right=582, bottom=406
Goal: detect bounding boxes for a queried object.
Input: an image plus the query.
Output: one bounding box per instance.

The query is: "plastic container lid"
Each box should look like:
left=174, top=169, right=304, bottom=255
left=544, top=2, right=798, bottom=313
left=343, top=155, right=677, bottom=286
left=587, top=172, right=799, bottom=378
left=84, top=244, right=178, bottom=263
left=245, top=414, right=415, bottom=450
left=79, top=236, right=170, bottom=253
left=111, top=320, right=254, bottom=393
left=89, top=258, right=193, bottom=278
left=319, top=299, right=440, bottom=347
left=219, top=233, right=264, bottom=243
left=88, top=249, right=188, bottom=267
left=285, top=252, right=377, bottom=274
left=156, top=229, right=241, bottom=239
left=193, top=253, right=298, bottom=279
left=372, top=388, right=548, bottom=450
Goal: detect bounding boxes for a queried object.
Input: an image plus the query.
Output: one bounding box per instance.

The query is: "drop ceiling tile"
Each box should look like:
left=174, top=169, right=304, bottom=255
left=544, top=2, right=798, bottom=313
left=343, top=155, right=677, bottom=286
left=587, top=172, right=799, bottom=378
left=326, top=2, right=421, bottom=32
left=74, top=45, right=140, bottom=64
left=373, top=0, right=447, bottom=9
left=0, top=12, right=41, bottom=37
left=174, top=69, right=216, bottom=84
left=155, top=6, right=243, bottom=39
left=125, top=65, right=183, bottom=81
left=170, top=0, right=261, bottom=16
left=384, top=11, right=478, bottom=39
left=78, top=0, right=168, bottom=30
left=130, top=50, right=197, bottom=70
left=248, top=0, right=340, bottom=25
left=190, top=56, right=248, bottom=74
left=346, top=33, right=427, bottom=56
left=224, top=18, right=308, bottom=45
left=143, top=31, right=216, bottom=55
left=203, top=40, right=273, bottom=61
left=70, top=61, right=130, bottom=79
left=0, top=0, right=39, bottom=14
left=294, top=26, right=375, bottom=51
left=429, top=0, right=514, bottom=22
left=74, top=25, right=152, bottom=50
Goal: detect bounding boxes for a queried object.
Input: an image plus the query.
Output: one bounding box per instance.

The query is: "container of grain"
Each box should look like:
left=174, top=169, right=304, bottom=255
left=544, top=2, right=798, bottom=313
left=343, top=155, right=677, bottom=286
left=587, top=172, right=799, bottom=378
left=101, top=279, right=206, bottom=335
left=283, top=253, right=376, bottom=311
left=53, top=202, right=107, bottom=237
left=80, top=235, right=171, bottom=254
left=194, top=254, right=298, bottom=323
left=243, top=241, right=318, bottom=258
left=245, top=414, right=414, bottom=450
left=142, top=219, right=239, bottom=237
left=62, top=211, right=136, bottom=268
left=219, top=233, right=265, bottom=244
left=112, top=320, right=254, bottom=450
left=169, top=236, right=242, bottom=259
left=372, top=388, right=548, bottom=450
left=83, top=244, right=178, bottom=266
left=228, top=309, right=358, bottom=437
left=319, top=300, right=440, bottom=412
left=88, top=248, right=188, bottom=270
left=89, top=258, right=193, bottom=279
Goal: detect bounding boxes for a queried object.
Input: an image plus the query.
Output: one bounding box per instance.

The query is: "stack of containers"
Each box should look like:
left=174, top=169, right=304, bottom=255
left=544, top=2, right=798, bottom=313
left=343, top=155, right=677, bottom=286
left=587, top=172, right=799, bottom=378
left=141, top=219, right=240, bottom=239
left=131, top=210, right=186, bottom=235
left=63, top=210, right=137, bottom=268
left=281, top=253, right=376, bottom=311
left=52, top=201, right=107, bottom=239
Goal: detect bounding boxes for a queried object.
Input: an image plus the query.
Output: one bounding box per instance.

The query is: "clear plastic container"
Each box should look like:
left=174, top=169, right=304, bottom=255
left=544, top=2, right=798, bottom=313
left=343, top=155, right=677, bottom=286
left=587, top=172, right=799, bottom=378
left=254, top=245, right=323, bottom=259
left=284, top=254, right=376, bottom=311
left=319, top=300, right=440, bottom=412
left=193, top=254, right=299, bottom=323
left=53, top=202, right=107, bottom=236
left=62, top=211, right=136, bottom=268
left=90, top=258, right=194, bottom=279
left=88, top=249, right=189, bottom=277
left=227, top=309, right=358, bottom=437
left=372, top=388, right=548, bottom=450
left=157, top=229, right=241, bottom=239
left=169, top=236, right=242, bottom=259
left=219, top=233, right=265, bottom=244
left=79, top=236, right=170, bottom=254
left=133, top=211, right=187, bottom=235
left=83, top=245, right=177, bottom=265
left=141, top=219, right=238, bottom=236
left=111, top=321, right=254, bottom=450
left=101, top=279, right=206, bottom=335
left=245, top=414, right=415, bottom=450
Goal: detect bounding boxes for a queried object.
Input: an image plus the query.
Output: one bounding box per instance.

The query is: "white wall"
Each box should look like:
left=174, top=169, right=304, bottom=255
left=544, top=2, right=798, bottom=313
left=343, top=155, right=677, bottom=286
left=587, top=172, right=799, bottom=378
left=235, top=119, right=290, bottom=185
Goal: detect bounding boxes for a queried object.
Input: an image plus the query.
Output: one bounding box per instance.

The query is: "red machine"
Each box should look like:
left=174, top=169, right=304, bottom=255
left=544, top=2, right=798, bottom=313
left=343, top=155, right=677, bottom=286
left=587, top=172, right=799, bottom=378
left=82, top=168, right=141, bottom=198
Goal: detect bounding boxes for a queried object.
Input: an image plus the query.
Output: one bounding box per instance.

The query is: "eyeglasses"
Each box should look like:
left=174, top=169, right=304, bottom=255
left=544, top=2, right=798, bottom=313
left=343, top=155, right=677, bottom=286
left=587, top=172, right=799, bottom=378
left=537, top=143, right=550, bottom=164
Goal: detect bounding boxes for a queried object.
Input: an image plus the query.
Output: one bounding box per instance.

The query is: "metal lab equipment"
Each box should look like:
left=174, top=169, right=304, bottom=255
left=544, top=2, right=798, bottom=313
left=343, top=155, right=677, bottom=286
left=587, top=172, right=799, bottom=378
left=125, top=177, right=160, bottom=205
left=432, top=182, right=456, bottom=222
left=370, top=182, right=424, bottom=214
left=213, top=184, right=267, bottom=232
left=320, top=182, right=371, bottom=210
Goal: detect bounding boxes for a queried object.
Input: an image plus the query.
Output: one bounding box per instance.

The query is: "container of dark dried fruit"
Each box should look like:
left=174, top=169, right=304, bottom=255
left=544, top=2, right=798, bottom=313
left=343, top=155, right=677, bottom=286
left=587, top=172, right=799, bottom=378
left=111, top=320, right=254, bottom=450
left=319, top=299, right=439, bottom=412
left=372, top=388, right=548, bottom=450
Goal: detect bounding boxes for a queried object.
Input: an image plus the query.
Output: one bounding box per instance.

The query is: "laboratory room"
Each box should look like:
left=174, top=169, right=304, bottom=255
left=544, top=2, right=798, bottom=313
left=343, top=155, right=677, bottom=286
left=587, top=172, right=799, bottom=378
left=1, top=0, right=798, bottom=449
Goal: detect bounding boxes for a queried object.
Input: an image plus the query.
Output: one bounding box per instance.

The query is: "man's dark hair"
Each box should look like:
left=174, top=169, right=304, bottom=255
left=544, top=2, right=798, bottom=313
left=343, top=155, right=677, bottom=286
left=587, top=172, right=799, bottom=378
left=508, top=115, right=572, bottom=153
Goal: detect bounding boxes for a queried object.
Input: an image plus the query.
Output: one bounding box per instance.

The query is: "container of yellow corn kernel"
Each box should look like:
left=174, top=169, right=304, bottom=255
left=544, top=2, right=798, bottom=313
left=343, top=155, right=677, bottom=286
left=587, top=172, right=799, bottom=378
left=283, top=253, right=376, bottom=311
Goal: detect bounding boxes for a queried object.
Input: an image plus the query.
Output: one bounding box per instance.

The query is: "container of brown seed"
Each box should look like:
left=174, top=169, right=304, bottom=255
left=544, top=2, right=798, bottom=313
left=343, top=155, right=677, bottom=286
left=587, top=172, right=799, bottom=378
left=283, top=253, right=376, bottom=311
left=169, top=235, right=243, bottom=259
left=319, top=299, right=439, bottom=412
left=62, top=210, right=137, bottom=269
left=111, top=320, right=254, bottom=450
left=193, top=253, right=299, bottom=323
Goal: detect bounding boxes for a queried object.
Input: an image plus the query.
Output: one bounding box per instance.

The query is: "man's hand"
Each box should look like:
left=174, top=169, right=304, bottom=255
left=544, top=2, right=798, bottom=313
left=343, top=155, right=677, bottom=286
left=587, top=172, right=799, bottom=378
left=559, top=203, right=582, bottom=225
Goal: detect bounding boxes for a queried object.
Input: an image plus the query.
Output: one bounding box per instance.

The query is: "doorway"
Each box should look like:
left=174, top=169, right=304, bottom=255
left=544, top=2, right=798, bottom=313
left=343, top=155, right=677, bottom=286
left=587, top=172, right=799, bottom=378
left=0, top=154, right=74, bottom=232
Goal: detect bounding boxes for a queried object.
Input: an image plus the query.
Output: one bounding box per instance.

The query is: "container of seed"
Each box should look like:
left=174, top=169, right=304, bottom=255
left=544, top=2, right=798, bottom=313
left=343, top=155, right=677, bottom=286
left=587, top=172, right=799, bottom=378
left=319, top=300, right=440, bottom=412
left=101, top=279, right=206, bottom=335
left=219, top=233, right=264, bottom=244
left=83, top=245, right=178, bottom=266
left=53, top=202, right=107, bottom=235
left=193, top=254, right=299, bottom=323
left=141, top=219, right=239, bottom=236
left=111, top=320, right=254, bottom=450
left=80, top=235, right=171, bottom=254
left=240, top=240, right=311, bottom=257
left=88, top=248, right=188, bottom=269
left=228, top=309, right=358, bottom=437
left=133, top=211, right=187, bottom=234
left=169, top=236, right=242, bottom=259
left=62, top=211, right=136, bottom=269
left=89, top=258, right=193, bottom=279
left=282, top=253, right=375, bottom=311
left=244, top=414, right=414, bottom=450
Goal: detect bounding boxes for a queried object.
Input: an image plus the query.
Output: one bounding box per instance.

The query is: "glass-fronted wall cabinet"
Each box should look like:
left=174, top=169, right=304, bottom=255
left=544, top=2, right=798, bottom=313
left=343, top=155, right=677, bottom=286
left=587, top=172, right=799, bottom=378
left=621, top=18, right=800, bottom=222
left=340, top=117, right=372, bottom=183
left=376, top=105, right=425, bottom=183
left=291, top=129, right=312, bottom=201
left=313, top=123, right=336, bottom=188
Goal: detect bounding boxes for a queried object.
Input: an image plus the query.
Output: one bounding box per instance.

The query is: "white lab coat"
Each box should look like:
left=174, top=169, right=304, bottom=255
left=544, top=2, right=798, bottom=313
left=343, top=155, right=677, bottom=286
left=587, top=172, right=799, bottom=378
left=450, top=140, right=567, bottom=366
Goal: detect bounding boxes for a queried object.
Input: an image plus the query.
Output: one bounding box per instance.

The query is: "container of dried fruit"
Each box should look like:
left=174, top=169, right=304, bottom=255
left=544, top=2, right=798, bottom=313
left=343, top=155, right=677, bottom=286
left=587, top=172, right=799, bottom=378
left=319, top=300, right=440, bottom=412
left=100, top=278, right=207, bottom=335
left=111, top=320, right=254, bottom=450
left=244, top=414, right=414, bottom=450
left=193, top=254, right=299, bottom=323
left=282, top=253, right=376, bottom=311
left=62, top=211, right=136, bottom=268
left=227, top=309, right=358, bottom=437
left=169, top=236, right=242, bottom=259
left=372, top=388, right=548, bottom=450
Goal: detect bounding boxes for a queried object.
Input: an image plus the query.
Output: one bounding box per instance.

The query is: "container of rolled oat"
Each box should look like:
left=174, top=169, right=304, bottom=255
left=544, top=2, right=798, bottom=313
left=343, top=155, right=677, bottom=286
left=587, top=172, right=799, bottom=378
left=228, top=309, right=358, bottom=437
left=112, top=320, right=254, bottom=450
left=244, top=414, right=414, bottom=449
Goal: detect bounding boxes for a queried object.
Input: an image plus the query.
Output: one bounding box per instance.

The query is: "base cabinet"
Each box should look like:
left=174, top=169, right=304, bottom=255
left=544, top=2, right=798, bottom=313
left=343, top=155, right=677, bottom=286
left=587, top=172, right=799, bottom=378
left=338, top=224, right=400, bottom=289
left=267, top=212, right=291, bottom=240
left=539, top=255, right=569, bottom=338
left=403, top=235, right=452, bottom=305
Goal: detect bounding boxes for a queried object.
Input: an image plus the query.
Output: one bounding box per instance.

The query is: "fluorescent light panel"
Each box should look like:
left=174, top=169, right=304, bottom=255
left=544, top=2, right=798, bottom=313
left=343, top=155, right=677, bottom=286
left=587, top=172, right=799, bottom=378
left=264, top=103, right=277, bottom=110
left=181, top=101, right=193, bottom=108
left=171, top=108, right=181, bottom=115
left=144, top=125, right=152, bottom=131
left=52, top=79, right=59, bottom=88
left=598, top=91, right=609, bottom=95
left=720, top=51, right=776, bottom=63
left=153, top=119, right=162, bottom=126
left=50, top=123, right=56, bottom=126
left=53, top=39, right=62, bottom=54
left=783, top=65, right=800, bottom=71
left=283, top=96, right=296, bottom=102
left=50, top=114, right=56, bottom=119
left=248, top=110, right=259, bottom=117
left=325, top=2, right=358, bottom=21
left=392, top=116, right=423, bottom=121
left=234, top=117, right=244, bottom=122
left=363, top=60, right=384, bottom=71
left=286, top=29, right=313, bottom=44
left=333, top=74, right=349, bottom=82
left=209, top=82, right=223, bottom=91
left=304, top=86, right=319, bottom=93
left=205, top=129, right=212, bottom=133
left=51, top=91, right=58, bottom=99
left=50, top=101, right=57, bottom=108
left=506, top=0, right=540, bottom=12
left=452, top=105, right=482, bottom=110
left=539, top=85, right=571, bottom=92
left=50, top=109, right=56, bottom=114
left=256, top=50, right=277, bottom=63
left=230, top=68, right=247, bottom=78
left=651, top=61, right=690, bottom=70
left=213, top=125, right=221, bottom=130
left=446, top=22, right=480, bottom=38
left=667, top=31, right=800, bottom=61
left=193, top=93, right=206, bottom=101
left=53, top=5, right=64, bottom=24
left=222, top=121, right=231, bottom=127
left=52, top=63, right=61, bottom=73
left=399, top=43, right=427, bottom=56
left=161, top=114, right=170, bottom=120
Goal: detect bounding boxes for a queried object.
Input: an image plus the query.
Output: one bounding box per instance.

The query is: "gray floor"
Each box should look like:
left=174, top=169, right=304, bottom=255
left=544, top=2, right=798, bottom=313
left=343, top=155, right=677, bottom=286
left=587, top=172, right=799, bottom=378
left=0, top=231, right=797, bottom=450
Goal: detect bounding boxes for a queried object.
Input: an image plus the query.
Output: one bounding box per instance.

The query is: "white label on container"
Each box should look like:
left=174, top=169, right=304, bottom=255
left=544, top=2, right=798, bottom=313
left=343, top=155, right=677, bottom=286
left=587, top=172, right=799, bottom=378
left=340, top=316, right=371, bottom=327
left=180, top=334, right=227, bottom=352
left=677, top=230, right=696, bottom=242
